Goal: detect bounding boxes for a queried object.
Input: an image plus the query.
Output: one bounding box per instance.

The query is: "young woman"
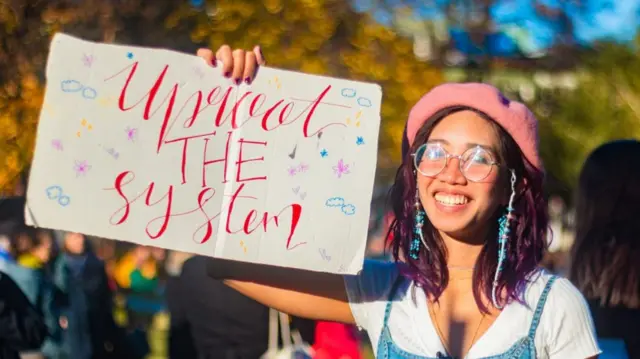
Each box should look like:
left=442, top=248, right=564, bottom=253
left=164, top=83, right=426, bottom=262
left=569, top=140, right=640, bottom=358
left=198, top=46, right=600, bottom=359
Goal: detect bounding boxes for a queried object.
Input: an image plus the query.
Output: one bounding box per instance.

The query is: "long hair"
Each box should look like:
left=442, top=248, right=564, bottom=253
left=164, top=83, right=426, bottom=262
left=569, top=139, right=640, bottom=309
left=388, top=106, right=548, bottom=312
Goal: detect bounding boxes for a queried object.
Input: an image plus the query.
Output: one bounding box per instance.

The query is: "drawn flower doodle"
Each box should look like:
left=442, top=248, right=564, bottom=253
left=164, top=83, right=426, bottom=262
left=51, top=139, right=63, bottom=151
left=73, top=160, right=91, bottom=177
left=125, top=127, right=138, bottom=142
left=82, top=54, right=94, bottom=67
left=333, top=159, right=350, bottom=178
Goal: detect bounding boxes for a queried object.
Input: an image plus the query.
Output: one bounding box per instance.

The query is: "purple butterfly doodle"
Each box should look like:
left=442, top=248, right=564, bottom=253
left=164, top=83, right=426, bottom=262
left=287, top=162, right=309, bottom=176
left=333, top=159, right=350, bottom=178
left=73, top=160, right=91, bottom=177
left=82, top=54, right=94, bottom=67
left=125, top=127, right=138, bottom=142
left=297, top=163, right=309, bottom=173
left=51, top=139, right=63, bottom=151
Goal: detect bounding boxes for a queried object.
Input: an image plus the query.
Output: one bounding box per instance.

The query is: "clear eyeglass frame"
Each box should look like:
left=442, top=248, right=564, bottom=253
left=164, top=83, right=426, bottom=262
left=411, top=142, right=500, bottom=182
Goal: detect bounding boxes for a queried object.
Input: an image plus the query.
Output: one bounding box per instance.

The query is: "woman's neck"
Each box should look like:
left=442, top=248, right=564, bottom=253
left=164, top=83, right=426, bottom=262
left=440, top=231, right=484, bottom=269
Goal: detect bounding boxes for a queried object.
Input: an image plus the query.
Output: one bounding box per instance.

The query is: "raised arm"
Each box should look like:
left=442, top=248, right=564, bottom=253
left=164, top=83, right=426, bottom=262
left=207, top=258, right=354, bottom=324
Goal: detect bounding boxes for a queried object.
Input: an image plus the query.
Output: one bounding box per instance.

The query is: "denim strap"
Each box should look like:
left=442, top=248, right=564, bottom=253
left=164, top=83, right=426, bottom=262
left=527, top=275, right=558, bottom=339
left=382, top=275, right=404, bottom=328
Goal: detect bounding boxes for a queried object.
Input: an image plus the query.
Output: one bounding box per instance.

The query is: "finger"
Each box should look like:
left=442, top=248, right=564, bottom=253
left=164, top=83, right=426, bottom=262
left=196, top=48, right=216, bottom=67
left=231, top=49, right=246, bottom=84
left=253, top=45, right=266, bottom=65
left=243, top=51, right=257, bottom=84
left=215, top=45, right=233, bottom=78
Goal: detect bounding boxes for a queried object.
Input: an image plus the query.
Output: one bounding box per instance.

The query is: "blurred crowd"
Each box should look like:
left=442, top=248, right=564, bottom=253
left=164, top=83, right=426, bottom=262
left=0, top=205, right=364, bottom=359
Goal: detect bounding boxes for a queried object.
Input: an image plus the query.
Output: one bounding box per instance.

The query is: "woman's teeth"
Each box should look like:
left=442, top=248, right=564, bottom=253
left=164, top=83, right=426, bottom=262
left=434, top=193, right=469, bottom=205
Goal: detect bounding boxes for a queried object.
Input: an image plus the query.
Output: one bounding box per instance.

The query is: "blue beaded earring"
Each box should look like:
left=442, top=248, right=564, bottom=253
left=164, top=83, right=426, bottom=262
left=492, top=169, right=517, bottom=309
left=409, top=187, right=428, bottom=260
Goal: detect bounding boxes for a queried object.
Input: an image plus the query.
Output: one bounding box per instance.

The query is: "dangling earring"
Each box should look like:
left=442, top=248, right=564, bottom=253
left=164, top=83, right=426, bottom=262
left=409, top=187, right=428, bottom=260
left=491, top=169, right=517, bottom=309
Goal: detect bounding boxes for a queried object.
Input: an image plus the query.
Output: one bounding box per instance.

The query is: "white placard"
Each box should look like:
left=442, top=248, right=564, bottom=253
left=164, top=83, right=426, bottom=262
left=25, top=33, right=382, bottom=274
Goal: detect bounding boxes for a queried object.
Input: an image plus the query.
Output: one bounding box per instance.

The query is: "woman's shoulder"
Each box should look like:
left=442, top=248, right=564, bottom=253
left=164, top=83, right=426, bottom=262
left=525, top=269, right=596, bottom=337
left=525, top=269, right=588, bottom=310
left=524, top=271, right=602, bottom=356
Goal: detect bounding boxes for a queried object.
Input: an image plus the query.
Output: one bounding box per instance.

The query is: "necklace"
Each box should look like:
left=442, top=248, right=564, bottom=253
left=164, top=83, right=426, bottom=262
left=428, top=301, right=486, bottom=358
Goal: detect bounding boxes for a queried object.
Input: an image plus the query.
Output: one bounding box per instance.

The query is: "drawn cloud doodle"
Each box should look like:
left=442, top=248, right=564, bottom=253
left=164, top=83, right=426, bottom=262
left=342, top=204, right=356, bottom=215
left=325, top=197, right=356, bottom=216
left=325, top=197, right=345, bottom=207
left=46, top=185, right=70, bottom=207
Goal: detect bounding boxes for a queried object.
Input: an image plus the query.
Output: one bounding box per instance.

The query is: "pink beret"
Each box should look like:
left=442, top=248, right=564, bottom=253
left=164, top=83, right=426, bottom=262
left=406, top=82, right=542, bottom=170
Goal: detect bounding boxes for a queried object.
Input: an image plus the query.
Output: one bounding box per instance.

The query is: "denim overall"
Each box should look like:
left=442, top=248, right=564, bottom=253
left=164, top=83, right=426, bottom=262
left=376, top=276, right=558, bottom=359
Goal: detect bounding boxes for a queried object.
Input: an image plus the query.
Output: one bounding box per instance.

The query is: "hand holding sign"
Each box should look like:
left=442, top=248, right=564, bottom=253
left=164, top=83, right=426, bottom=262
left=25, top=34, right=382, bottom=274
left=195, top=45, right=266, bottom=84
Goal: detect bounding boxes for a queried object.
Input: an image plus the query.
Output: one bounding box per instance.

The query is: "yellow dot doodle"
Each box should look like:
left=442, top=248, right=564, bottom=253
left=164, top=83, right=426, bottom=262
left=268, top=76, right=282, bottom=90
left=345, top=110, right=362, bottom=127
left=76, top=118, right=93, bottom=138
left=240, top=240, right=248, bottom=253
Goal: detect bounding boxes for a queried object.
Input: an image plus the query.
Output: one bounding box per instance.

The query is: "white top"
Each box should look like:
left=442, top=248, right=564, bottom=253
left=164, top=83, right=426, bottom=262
left=344, top=260, right=602, bottom=359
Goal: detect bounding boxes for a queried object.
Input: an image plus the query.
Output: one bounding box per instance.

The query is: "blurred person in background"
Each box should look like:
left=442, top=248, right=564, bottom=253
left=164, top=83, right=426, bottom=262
left=90, top=238, right=118, bottom=291
left=569, top=139, right=640, bottom=359
left=114, top=246, right=161, bottom=294
left=0, top=270, right=48, bottom=359
left=0, top=226, right=63, bottom=359
left=166, top=255, right=316, bottom=359
left=53, top=231, right=139, bottom=359
left=1, top=232, right=13, bottom=262
left=113, top=245, right=165, bottom=332
left=16, top=229, right=55, bottom=272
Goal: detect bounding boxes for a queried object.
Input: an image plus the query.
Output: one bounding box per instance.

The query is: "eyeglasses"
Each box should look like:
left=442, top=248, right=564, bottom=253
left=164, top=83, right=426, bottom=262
left=412, top=143, right=499, bottom=182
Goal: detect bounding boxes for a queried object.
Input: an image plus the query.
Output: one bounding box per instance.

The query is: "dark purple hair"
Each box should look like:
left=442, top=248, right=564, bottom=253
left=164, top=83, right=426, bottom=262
left=388, top=106, right=549, bottom=312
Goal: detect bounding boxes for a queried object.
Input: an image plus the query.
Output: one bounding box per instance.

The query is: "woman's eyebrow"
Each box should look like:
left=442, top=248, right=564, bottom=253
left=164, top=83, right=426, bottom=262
left=427, top=138, right=494, bottom=151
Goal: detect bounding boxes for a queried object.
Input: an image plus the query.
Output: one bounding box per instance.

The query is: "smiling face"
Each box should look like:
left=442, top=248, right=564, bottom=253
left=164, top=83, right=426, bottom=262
left=416, top=110, right=507, bottom=241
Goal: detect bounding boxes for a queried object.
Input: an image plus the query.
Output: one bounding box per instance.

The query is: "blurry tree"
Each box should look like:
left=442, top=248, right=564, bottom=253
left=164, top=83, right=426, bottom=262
left=178, top=0, right=443, bottom=179
left=533, top=40, right=640, bottom=192
left=0, top=0, right=196, bottom=195
left=360, top=0, right=579, bottom=71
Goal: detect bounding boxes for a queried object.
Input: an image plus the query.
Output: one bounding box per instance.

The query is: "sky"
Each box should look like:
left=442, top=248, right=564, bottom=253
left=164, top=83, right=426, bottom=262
left=352, top=0, right=640, bottom=57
